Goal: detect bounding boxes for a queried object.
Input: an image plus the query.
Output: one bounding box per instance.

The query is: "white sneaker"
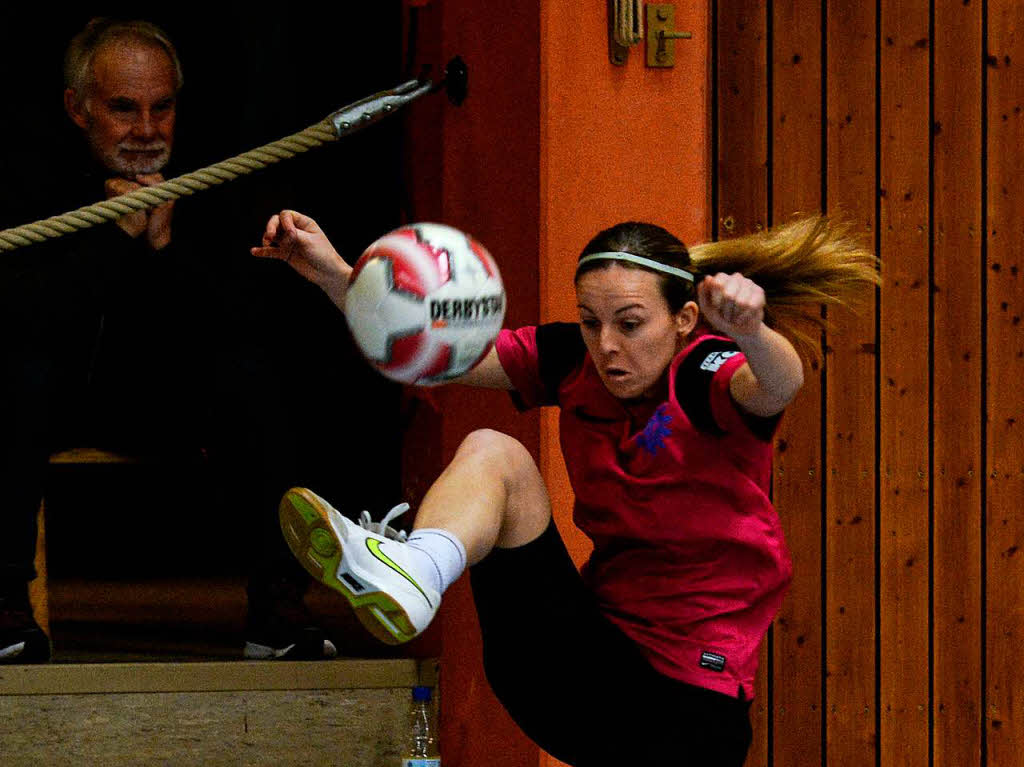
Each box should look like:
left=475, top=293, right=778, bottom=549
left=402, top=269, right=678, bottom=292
left=278, top=487, right=440, bottom=645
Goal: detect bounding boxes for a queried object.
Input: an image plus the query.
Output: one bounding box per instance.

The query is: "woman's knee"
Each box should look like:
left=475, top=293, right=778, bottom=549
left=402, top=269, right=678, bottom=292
left=455, top=429, right=550, bottom=545
left=454, top=429, right=537, bottom=479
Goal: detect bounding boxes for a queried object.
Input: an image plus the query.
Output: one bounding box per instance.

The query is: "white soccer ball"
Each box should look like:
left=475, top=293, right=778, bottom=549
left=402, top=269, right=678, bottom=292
left=345, top=223, right=506, bottom=385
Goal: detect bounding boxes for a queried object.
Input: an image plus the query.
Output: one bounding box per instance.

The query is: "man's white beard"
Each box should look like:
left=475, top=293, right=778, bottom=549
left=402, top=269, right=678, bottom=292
left=97, top=140, right=170, bottom=177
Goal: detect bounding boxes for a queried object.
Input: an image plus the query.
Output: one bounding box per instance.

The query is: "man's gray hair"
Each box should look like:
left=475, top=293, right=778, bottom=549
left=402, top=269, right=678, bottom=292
left=64, top=17, right=183, bottom=98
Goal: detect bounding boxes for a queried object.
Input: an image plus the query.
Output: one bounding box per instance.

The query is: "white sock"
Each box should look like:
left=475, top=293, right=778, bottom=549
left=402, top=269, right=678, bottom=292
left=404, top=528, right=468, bottom=595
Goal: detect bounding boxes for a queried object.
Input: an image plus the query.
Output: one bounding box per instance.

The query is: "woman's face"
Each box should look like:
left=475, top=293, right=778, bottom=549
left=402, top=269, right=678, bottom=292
left=576, top=264, right=695, bottom=400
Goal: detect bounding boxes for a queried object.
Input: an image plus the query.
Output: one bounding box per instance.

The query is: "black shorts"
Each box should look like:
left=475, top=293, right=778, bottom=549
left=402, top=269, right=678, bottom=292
left=469, top=519, right=753, bottom=767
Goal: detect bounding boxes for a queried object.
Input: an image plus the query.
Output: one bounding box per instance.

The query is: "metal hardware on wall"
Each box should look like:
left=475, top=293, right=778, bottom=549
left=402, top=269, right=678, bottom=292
left=608, top=0, right=643, bottom=66
left=609, top=2, right=693, bottom=68
left=646, top=4, right=692, bottom=67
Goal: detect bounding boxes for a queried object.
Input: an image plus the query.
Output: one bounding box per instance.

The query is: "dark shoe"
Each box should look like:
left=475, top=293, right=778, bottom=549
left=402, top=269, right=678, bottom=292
left=243, top=574, right=337, bottom=660
left=0, top=589, right=51, bottom=663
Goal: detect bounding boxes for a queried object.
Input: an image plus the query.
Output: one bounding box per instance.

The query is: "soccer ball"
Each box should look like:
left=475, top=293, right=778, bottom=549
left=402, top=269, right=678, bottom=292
left=345, top=223, right=506, bottom=385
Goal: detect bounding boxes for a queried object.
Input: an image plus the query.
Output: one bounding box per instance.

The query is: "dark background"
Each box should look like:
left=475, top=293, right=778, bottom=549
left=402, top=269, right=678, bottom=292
left=0, top=3, right=415, bottom=580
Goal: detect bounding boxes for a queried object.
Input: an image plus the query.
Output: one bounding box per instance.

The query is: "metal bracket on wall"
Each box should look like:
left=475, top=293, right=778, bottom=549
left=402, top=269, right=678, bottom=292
left=646, top=3, right=692, bottom=67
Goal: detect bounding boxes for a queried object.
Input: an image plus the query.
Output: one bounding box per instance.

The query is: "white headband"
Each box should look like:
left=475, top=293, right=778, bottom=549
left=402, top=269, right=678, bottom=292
left=576, top=251, right=696, bottom=283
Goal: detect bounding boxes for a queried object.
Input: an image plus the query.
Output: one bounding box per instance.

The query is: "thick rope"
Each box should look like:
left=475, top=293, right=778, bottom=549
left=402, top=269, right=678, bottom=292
left=613, top=0, right=643, bottom=48
left=0, top=118, right=338, bottom=252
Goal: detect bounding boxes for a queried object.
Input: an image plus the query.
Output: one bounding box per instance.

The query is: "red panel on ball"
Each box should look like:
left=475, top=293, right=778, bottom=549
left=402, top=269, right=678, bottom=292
left=382, top=332, right=428, bottom=371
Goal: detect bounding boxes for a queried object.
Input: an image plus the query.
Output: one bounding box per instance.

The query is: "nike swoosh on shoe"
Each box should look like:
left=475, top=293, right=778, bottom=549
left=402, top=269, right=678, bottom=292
left=364, top=539, right=435, bottom=608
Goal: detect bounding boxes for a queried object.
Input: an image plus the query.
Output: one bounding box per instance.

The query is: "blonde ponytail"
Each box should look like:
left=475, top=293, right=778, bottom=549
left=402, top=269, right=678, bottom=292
left=689, top=215, right=879, bottom=361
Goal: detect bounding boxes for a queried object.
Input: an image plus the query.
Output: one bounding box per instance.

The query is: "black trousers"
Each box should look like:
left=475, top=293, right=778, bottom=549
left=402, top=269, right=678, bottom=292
left=470, top=520, right=753, bottom=767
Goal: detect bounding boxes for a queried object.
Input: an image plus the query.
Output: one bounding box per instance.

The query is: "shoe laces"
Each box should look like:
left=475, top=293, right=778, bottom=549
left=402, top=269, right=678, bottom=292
left=358, top=502, right=410, bottom=542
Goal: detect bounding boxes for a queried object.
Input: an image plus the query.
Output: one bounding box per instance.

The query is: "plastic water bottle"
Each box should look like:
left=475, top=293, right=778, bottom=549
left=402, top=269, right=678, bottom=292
left=402, top=685, right=440, bottom=766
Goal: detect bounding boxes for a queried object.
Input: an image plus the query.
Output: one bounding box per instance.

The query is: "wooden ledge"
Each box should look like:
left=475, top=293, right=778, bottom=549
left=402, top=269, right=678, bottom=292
left=0, top=657, right=438, bottom=696
left=48, top=448, right=146, bottom=465
left=48, top=447, right=207, bottom=465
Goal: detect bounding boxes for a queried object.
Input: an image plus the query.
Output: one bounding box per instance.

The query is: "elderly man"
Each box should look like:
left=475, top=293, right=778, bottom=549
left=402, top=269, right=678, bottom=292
left=0, top=18, right=340, bottom=663
left=63, top=20, right=179, bottom=249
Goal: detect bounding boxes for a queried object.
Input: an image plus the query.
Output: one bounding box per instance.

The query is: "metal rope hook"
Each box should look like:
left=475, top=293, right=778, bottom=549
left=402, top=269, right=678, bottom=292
left=329, top=78, right=433, bottom=136
left=0, top=57, right=468, bottom=254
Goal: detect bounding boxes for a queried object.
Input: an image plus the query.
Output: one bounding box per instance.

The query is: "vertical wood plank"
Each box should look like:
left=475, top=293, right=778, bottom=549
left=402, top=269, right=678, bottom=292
left=718, top=0, right=769, bottom=238
left=877, top=1, right=931, bottom=764
left=824, top=0, right=878, bottom=763
left=717, top=3, right=769, bottom=764
left=770, top=0, right=825, bottom=764
left=932, top=0, right=984, bottom=764
left=986, top=1, right=1024, bottom=764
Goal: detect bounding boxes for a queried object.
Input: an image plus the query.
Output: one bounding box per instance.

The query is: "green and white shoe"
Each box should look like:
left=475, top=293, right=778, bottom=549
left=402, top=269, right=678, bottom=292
left=279, top=487, right=439, bottom=645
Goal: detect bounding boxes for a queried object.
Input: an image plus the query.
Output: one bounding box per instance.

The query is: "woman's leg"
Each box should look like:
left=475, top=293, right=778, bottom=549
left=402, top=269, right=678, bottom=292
left=412, top=428, right=552, bottom=565
left=278, top=428, right=552, bottom=644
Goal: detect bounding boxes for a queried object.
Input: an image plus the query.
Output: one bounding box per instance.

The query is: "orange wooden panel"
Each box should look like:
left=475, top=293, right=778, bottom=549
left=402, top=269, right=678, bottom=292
left=540, top=0, right=710, bottom=557
left=715, top=3, right=769, bottom=764
left=539, top=2, right=710, bottom=763
left=771, top=0, right=825, bottom=763
left=986, top=2, right=1024, bottom=764
left=825, top=1, right=878, bottom=763
left=932, top=1, right=984, bottom=764
left=878, top=2, right=931, bottom=765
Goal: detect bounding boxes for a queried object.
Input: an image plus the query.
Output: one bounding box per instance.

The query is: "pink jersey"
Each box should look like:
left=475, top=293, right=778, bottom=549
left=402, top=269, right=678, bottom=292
left=495, top=323, right=793, bottom=699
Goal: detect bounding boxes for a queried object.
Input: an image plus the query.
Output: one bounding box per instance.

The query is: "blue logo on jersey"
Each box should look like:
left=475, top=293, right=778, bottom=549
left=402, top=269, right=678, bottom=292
left=638, top=405, right=672, bottom=455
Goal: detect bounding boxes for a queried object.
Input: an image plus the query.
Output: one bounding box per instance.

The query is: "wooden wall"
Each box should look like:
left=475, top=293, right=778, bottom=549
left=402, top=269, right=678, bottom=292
left=714, top=1, right=1024, bottom=765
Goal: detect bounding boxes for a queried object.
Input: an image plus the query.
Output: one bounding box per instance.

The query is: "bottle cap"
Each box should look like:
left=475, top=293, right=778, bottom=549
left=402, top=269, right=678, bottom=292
left=412, top=685, right=433, bottom=702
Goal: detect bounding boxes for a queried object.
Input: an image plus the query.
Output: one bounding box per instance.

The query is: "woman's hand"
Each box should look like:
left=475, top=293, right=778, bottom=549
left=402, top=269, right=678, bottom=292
left=251, top=210, right=351, bottom=310
left=696, top=272, right=765, bottom=339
